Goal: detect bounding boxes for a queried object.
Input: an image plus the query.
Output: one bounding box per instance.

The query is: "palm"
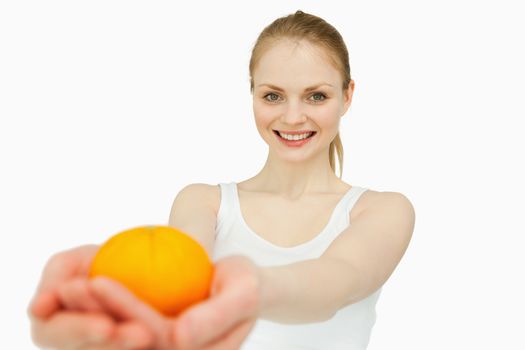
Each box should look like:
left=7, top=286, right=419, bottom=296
left=29, top=245, right=158, bottom=349
left=30, top=245, right=261, bottom=350
left=169, top=255, right=261, bottom=349
left=89, top=255, right=262, bottom=349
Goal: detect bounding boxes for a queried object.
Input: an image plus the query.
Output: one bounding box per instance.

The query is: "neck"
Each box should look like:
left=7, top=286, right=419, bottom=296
left=253, top=147, right=341, bottom=199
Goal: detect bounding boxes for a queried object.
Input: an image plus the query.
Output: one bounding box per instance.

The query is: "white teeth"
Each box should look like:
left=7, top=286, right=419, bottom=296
left=278, top=132, right=313, bottom=140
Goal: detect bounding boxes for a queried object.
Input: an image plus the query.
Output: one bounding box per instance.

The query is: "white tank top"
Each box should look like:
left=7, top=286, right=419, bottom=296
left=212, top=182, right=381, bottom=350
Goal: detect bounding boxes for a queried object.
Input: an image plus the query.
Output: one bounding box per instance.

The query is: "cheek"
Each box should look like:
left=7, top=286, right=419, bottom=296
left=253, top=101, right=279, bottom=126
left=310, top=104, right=341, bottom=127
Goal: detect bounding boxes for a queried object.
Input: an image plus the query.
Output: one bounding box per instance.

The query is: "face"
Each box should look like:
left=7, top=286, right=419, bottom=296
left=252, top=39, right=353, bottom=163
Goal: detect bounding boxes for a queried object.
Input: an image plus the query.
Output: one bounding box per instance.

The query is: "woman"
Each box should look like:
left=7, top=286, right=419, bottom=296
left=28, top=10, right=415, bottom=350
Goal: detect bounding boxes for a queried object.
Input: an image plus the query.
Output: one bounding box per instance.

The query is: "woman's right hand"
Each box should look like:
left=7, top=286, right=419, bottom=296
left=27, top=244, right=156, bottom=349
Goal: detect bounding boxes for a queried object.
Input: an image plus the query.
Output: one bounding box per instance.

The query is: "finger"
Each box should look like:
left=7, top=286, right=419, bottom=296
left=113, top=320, right=156, bottom=350
left=89, top=277, right=166, bottom=324
left=57, top=278, right=105, bottom=312
left=45, top=321, right=155, bottom=350
left=29, top=245, right=101, bottom=319
left=174, top=287, right=258, bottom=348
left=28, top=289, right=62, bottom=320
left=202, top=318, right=257, bottom=350
left=31, top=311, right=115, bottom=349
left=89, top=277, right=172, bottom=346
left=37, top=245, right=100, bottom=294
left=76, top=322, right=155, bottom=350
left=29, top=255, right=72, bottom=319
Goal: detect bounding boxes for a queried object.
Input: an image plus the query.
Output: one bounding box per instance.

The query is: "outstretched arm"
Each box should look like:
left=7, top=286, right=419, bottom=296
left=30, top=189, right=414, bottom=349
left=259, top=191, right=416, bottom=323
left=167, top=191, right=416, bottom=348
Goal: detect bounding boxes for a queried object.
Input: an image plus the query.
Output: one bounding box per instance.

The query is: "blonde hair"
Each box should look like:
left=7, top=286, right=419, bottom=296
left=249, top=10, right=351, bottom=179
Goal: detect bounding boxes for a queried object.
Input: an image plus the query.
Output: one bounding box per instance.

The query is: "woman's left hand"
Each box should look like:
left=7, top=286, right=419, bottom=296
left=87, top=255, right=262, bottom=349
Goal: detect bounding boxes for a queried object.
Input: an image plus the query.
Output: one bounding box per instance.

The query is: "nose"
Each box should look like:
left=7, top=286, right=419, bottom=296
left=281, top=99, right=308, bottom=125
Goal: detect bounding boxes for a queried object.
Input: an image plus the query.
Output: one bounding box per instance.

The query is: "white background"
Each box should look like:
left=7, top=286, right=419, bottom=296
left=1, top=0, right=524, bottom=349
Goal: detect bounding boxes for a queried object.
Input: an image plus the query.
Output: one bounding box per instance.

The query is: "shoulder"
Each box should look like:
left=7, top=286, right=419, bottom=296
left=362, top=189, right=413, bottom=206
left=169, top=183, right=221, bottom=256
left=358, top=189, right=416, bottom=229
left=175, top=183, right=221, bottom=215
left=351, top=187, right=414, bottom=222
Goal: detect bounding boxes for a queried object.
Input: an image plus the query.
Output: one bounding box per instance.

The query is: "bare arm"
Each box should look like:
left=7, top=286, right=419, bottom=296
left=258, top=192, right=416, bottom=323
left=168, top=183, right=219, bottom=258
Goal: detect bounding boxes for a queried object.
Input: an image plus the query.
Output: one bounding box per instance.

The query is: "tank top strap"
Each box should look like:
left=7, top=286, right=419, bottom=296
left=337, top=186, right=369, bottom=224
left=216, top=182, right=237, bottom=234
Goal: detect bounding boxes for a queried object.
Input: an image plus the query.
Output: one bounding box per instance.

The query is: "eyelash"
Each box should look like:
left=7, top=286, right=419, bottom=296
left=263, top=92, right=327, bottom=103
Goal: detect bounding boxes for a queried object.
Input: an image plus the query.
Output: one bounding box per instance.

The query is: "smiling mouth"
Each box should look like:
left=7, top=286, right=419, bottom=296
left=272, top=130, right=317, bottom=140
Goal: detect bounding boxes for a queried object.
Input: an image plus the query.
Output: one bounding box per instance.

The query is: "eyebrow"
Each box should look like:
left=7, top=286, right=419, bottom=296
left=257, top=83, right=333, bottom=92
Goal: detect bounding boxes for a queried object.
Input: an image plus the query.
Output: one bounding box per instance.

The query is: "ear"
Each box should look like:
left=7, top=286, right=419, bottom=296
left=341, top=80, right=355, bottom=116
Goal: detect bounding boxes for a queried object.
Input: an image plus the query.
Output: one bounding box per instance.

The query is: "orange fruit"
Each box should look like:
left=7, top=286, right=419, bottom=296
left=89, top=225, right=213, bottom=316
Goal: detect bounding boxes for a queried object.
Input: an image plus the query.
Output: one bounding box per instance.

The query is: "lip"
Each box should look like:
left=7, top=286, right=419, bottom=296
left=273, top=129, right=316, bottom=135
left=273, top=130, right=316, bottom=147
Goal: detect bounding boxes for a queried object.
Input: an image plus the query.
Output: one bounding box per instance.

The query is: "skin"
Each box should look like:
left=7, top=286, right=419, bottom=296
left=28, top=39, right=414, bottom=349
left=251, top=38, right=354, bottom=197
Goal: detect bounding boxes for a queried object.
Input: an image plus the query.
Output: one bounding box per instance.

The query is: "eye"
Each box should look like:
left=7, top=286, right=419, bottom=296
left=310, top=92, right=327, bottom=102
left=263, top=93, right=281, bottom=102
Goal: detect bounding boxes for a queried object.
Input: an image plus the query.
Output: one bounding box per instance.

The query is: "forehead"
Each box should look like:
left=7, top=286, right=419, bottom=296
left=253, top=39, right=342, bottom=89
